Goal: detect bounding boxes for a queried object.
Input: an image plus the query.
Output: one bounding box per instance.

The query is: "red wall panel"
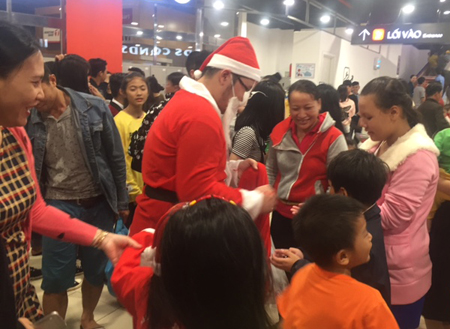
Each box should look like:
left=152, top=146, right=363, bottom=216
left=66, top=0, right=123, bottom=73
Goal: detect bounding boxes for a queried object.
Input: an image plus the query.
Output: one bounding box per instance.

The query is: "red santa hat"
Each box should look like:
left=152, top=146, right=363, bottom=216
left=194, top=36, right=261, bottom=82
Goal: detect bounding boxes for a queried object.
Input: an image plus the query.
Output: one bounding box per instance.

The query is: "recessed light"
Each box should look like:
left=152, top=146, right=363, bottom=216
left=136, top=31, right=143, bottom=36
left=221, top=21, right=229, bottom=27
left=214, top=34, right=221, bottom=38
left=320, top=15, right=331, bottom=23
left=156, top=36, right=163, bottom=40
left=440, top=0, right=446, bottom=3
left=345, top=28, right=354, bottom=35
left=157, top=41, right=161, bottom=44
left=444, top=10, right=450, bottom=14
left=402, top=4, right=415, bottom=14
left=188, top=46, right=193, bottom=49
left=199, top=32, right=204, bottom=37
left=176, top=35, right=183, bottom=40
left=283, top=0, right=295, bottom=5
left=158, top=25, right=164, bottom=28
left=135, top=44, right=141, bottom=47
left=213, top=1, right=224, bottom=10
left=260, top=18, right=270, bottom=26
left=175, top=0, right=191, bottom=3
left=131, top=22, right=138, bottom=26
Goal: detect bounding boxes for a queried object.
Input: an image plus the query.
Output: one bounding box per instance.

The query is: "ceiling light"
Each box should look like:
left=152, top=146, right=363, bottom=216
left=188, top=46, right=193, bottom=49
left=440, top=0, right=446, bottom=2
left=213, top=1, right=224, bottom=10
left=157, top=41, right=161, bottom=44
left=444, top=10, right=450, bottom=14
left=402, top=4, right=415, bottom=14
left=158, top=25, right=165, bottom=28
left=283, top=0, right=295, bottom=5
left=135, top=44, right=141, bottom=47
left=214, top=34, right=221, bottom=38
left=131, top=22, right=138, bottom=26
left=320, top=15, right=331, bottom=23
left=260, top=18, right=270, bottom=26
left=136, top=31, right=143, bottom=36
left=199, top=32, right=204, bottom=37
left=221, top=21, right=229, bottom=27
left=176, top=35, right=183, bottom=40
left=175, top=0, right=191, bottom=3
left=156, top=29, right=162, bottom=33
left=345, top=27, right=354, bottom=35
left=156, top=36, right=163, bottom=40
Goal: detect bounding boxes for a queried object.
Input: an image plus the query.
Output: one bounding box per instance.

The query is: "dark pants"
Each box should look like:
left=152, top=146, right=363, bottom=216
left=391, top=296, right=425, bottom=329
left=270, top=211, right=296, bottom=250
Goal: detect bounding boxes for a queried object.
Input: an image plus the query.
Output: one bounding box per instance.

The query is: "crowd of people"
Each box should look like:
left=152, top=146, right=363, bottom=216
left=2, top=19, right=450, bottom=329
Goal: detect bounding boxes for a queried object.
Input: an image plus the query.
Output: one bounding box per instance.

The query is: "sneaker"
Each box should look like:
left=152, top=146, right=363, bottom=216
left=30, top=267, right=42, bottom=281
left=67, top=280, right=81, bottom=292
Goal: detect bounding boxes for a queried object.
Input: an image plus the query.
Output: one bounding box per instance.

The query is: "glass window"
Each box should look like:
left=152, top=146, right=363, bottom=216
left=12, top=0, right=62, bottom=18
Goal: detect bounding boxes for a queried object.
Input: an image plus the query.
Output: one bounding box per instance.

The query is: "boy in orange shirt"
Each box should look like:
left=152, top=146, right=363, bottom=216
left=278, top=194, right=398, bottom=329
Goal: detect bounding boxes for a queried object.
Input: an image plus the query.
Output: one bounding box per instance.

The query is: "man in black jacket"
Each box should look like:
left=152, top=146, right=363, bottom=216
left=418, top=81, right=449, bottom=138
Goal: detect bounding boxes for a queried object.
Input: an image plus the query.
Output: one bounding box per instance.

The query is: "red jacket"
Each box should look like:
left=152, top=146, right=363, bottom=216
left=266, top=113, right=347, bottom=218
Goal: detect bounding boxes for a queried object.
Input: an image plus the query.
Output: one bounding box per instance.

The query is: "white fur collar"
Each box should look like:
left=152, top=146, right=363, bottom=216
left=360, top=124, right=439, bottom=172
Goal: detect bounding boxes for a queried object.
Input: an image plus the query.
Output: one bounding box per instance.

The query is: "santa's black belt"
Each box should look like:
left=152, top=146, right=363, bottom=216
left=145, top=185, right=179, bottom=204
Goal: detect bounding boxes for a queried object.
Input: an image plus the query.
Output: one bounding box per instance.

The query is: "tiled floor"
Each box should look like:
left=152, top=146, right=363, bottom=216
left=30, top=254, right=133, bottom=329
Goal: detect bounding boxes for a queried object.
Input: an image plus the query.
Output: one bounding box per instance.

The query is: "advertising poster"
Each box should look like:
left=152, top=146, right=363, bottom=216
left=295, top=63, right=315, bottom=79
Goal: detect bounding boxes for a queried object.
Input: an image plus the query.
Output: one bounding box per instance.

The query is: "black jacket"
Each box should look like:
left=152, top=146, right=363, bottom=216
left=291, top=204, right=391, bottom=306
left=418, top=98, right=449, bottom=138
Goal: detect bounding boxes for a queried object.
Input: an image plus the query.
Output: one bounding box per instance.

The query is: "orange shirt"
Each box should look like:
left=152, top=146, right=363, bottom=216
left=278, top=264, right=399, bottom=329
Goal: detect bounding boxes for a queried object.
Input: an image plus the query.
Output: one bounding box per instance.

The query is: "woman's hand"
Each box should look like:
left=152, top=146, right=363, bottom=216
left=18, top=318, right=34, bottom=329
left=290, top=203, right=304, bottom=216
left=237, top=158, right=258, bottom=180
left=270, top=248, right=304, bottom=272
left=256, top=185, right=277, bottom=214
left=88, top=83, right=106, bottom=101
left=99, top=233, right=142, bottom=266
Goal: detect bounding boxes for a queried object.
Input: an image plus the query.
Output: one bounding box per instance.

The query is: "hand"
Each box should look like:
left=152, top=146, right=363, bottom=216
left=99, top=233, right=142, bottom=266
left=290, top=203, right=304, bottom=216
left=18, top=318, right=34, bottom=329
left=55, top=54, right=66, bottom=62
left=270, top=248, right=304, bottom=272
left=256, top=185, right=277, bottom=214
left=88, top=83, right=106, bottom=100
left=118, top=210, right=130, bottom=223
left=237, top=158, right=258, bottom=181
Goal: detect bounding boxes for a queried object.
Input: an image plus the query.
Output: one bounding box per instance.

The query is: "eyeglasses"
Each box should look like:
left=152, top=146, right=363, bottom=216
left=235, top=75, right=255, bottom=92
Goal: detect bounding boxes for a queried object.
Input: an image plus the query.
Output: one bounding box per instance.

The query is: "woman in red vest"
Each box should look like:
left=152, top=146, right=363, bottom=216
left=266, top=80, right=347, bottom=250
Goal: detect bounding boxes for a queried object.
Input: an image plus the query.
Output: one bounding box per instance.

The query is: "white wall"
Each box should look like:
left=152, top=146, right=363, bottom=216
left=247, top=23, right=293, bottom=77
left=398, top=45, right=429, bottom=80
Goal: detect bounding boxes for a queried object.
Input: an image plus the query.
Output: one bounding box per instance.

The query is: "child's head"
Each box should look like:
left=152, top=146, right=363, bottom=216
left=148, top=197, right=271, bottom=329
left=120, top=72, right=148, bottom=108
left=293, top=194, right=372, bottom=270
left=327, top=149, right=388, bottom=207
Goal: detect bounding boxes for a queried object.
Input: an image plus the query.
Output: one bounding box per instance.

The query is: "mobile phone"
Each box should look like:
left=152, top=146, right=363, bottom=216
left=34, top=312, right=68, bottom=329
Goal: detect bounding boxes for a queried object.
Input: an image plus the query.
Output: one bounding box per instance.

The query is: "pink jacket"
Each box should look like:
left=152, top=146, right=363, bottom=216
left=9, top=127, right=97, bottom=247
left=361, top=124, right=439, bottom=305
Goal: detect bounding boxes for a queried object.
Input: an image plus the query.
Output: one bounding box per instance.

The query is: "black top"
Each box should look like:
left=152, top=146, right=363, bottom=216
left=417, top=98, right=449, bottom=138
left=291, top=204, right=391, bottom=306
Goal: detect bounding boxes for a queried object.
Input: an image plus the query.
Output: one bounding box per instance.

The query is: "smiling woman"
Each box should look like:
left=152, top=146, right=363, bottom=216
left=0, top=21, right=141, bottom=323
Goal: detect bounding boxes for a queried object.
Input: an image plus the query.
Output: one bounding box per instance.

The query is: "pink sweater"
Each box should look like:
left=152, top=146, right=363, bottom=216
left=361, top=124, right=439, bottom=305
left=10, top=127, right=97, bottom=247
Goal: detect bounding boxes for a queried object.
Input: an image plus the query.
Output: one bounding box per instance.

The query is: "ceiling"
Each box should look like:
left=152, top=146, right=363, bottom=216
left=231, top=0, right=450, bottom=30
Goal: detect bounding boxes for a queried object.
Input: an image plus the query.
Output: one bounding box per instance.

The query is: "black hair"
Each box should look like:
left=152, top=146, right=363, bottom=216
left=343, top=80, right=352, bottom=87
left=288, top=80, right=320, bottom=101
left=234, top=79, right=285, bottom=143
left=42, top=63, right=52, bottom=84
left=361, top=76, right=421, bottom=128
left=146, top=75, right=164, bottom=93
left=337, top=84, right=349, bottom=102
left=88, top=58, right=107, bottom=77
left=166, top=72, right=185, bottom=86
left=110, top=73, right=126, bottom=98
left=410, top=74, right=417, bottom=79
left=0, top=21, right=40, bottom=79
left=263, top=72, right=282, bottom=83
left=147, top=198, right=271, bottom=329
left=120, top=72, right=147, bottom=93
left=426, top=81, right=443, bottom=97
left=45, top=61, right=58, bottom=76
left=293, top=194, right=366, bottom=267
left=128, top=67, right=145, bottom=77
left=327, top=149, right=389, bottom=206
left=351, top=81, right=360, bottom=87
left=58, top=54, right=90, bottom=94
left=185, top=50, right=211, bottom=74
left=418, top=76, right=426, bottom=85
left=317, top=84, right=344, bottom=134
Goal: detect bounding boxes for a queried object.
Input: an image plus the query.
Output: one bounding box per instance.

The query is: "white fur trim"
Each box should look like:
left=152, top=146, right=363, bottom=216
left=140, top=247, right=161, bottom=275
left=360, top=124, right=439, bottom=172
left=240, top=189, right=264, bottom=219
left=225, top=159, right=242, bottom=187
left=193, top=69, right=202, bottom=80
left=207, top=54, right=261, bottom=82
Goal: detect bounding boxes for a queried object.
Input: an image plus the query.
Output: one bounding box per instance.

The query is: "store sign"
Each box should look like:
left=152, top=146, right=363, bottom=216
left=351, top=23, right=450, bottom=45
left=43, top=28, right=60, bottom=43
left=122, top=45, right=193, bottom=57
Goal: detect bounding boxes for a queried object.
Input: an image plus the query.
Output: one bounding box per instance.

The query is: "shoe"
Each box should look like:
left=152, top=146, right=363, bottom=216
left=30, top=267, right=42, bottom=281
left=67, top=280, right=81, bottom=292
left=75, top=259, right=83, bottom=276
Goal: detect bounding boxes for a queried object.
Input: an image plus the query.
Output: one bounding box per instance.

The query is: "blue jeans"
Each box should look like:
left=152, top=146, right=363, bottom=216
left=41, top=198, right=114, bottom=294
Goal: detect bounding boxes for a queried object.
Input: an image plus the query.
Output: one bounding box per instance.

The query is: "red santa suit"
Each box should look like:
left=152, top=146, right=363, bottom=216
left=131, top=77, right=264, bottom=235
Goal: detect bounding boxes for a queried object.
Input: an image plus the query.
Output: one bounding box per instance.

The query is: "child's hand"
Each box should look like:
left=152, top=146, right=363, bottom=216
left=290, top=203, right=304, bottom=216
left=270, top=248, right=304, bottom=272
